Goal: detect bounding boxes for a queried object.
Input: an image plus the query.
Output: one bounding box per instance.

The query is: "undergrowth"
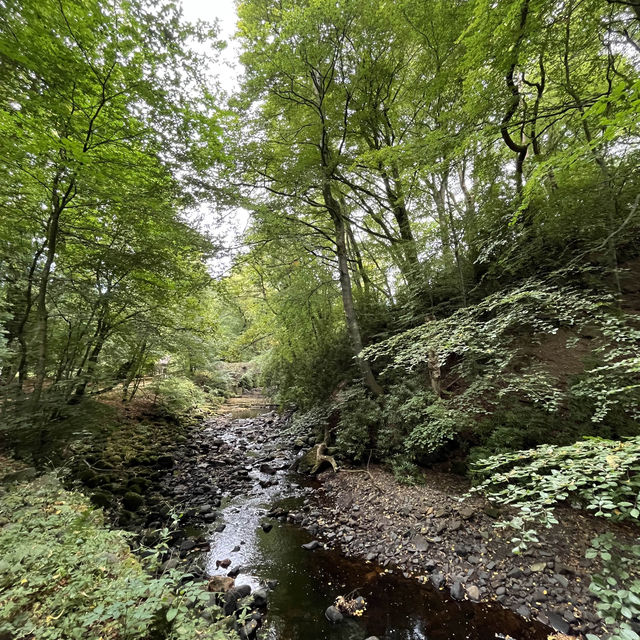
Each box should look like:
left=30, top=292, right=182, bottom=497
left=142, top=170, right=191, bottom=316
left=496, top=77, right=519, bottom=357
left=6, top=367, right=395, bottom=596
left=0, top=469, right=235, bottom=640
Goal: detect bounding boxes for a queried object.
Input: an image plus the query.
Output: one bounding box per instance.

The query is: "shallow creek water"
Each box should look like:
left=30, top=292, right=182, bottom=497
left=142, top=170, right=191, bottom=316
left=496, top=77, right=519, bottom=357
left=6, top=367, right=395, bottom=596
left=204, top=404, right=551, bottom=640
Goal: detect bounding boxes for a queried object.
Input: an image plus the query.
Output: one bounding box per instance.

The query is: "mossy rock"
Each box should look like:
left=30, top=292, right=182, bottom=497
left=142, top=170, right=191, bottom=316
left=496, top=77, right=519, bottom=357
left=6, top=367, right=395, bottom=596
left=157, top=455, right=174, bottom=468
left=90, top=492, right=112, bottom=509
left=118, top=509, right=133, bottom=524
left=111, top=484, right=127, bottom=496
left=122, top=492, right=144, bottom=511
left=77, top=469, right=98, bottom=487
left=2, top=467, right=38, bottom=483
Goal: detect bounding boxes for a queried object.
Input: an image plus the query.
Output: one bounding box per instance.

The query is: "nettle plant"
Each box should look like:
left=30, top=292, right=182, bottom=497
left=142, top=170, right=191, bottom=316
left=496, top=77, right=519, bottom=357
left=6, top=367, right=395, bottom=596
left=468, top=437, right=640, bottom=640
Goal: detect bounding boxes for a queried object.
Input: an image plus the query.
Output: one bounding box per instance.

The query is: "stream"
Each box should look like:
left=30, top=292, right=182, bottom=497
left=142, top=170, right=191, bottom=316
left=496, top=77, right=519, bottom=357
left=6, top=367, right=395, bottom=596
left=200, top=399, right=551, bottom=640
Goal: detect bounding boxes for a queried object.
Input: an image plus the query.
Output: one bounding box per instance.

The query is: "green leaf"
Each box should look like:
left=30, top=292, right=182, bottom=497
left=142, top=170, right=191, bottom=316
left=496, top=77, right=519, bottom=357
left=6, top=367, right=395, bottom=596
left=166, top=607, right=178, bottom=622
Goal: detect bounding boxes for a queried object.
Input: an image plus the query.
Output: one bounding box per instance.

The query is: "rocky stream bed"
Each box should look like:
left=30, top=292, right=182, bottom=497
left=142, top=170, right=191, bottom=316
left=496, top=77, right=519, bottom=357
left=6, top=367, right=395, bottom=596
left=53, top=396, right=626, bottom=639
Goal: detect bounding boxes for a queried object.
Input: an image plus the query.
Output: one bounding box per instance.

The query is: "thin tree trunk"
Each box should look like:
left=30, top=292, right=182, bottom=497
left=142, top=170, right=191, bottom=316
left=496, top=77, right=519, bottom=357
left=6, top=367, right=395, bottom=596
left=323, top=181, right=383, bottom=396
left=32, top=171, right=75, bottom=410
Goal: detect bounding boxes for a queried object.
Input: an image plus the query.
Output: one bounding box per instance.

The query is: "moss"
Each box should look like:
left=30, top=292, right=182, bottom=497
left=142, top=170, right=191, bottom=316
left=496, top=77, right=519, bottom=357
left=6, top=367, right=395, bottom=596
left=90, top=491, right=112, bottom=509
left=0, top=472, right=231, bottom=638
left=122, top=492, right=144, bottom=511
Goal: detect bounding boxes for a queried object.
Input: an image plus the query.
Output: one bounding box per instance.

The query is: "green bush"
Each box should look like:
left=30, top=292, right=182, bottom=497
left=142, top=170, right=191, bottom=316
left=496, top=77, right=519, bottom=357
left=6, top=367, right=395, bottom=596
left=0, top=473, right=233, bottom=640
left=365, top=277, right=640, bottom=458
left=334, top=385, right=383, bottom=462
left=151, top=376, right=206, bottom=418
left=389, top=455, right=424, bottom=485
left=403, top=401, right=463, bottom=458
left=192, top=368, right=232, bottom=396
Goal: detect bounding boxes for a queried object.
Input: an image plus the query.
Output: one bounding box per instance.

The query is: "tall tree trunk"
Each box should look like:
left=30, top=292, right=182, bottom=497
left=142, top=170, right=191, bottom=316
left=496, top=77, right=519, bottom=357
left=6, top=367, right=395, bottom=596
left=322, top=181, right=383, bottom=396
left=32, top=210, right=61, bottom=409
left=381, top=165, right=421, bottom=281
left=32, top=172, right=75, bottom=410
left=71, top=328, right=109, bottom=400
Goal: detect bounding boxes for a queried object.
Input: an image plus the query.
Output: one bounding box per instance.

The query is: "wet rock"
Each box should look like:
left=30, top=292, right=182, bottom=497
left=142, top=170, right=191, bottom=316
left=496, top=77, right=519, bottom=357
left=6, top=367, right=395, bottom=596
left=180, top=538, right=197, bottom=553
left=302, top=540, right=321, bottom=551
left=252, top=588, right=268, bottom=607
left=507, top=567, right=524, bottom=579
left=466, top=585, right=481, bottom=601
left=215, top=524, right=226, bottom=532
left=516, top=605, right=531, bottom=619
left=553, top=573, right=569, bottom=588
left=238, top=619, right=258, bottom=639
left=261, top=522, right=273, bottom=533
left=227, top=567, right=241, bottom=578
left=325, top=605, right=344, bottom=623
left=411, top=534, right=429, bottom=552
left=548, top=612, right=571, bottom=634
left=259, top=463, right=276, bottom=475
left=233, top=585, right=252, bottom=598
left=216, top=558, right=232, bottom=569
left=450, top=581, right=464, bottom=600
left=208, top=576, right=235, bottom=593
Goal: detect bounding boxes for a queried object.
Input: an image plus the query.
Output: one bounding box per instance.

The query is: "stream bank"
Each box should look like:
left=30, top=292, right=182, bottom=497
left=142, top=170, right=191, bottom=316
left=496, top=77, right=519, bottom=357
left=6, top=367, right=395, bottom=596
left=300, top=466, right=640, bottom=639
left=20, top=394, right=610, bottom=639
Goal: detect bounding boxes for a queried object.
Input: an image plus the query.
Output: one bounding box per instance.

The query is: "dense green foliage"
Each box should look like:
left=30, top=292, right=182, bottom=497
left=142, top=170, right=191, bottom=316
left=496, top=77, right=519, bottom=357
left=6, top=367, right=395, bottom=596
left=0, top=0, right=224, bottom=423
left=0, top=471, right=233, bottom=639
left=1, top=0, right=639, bottom=638
left=223, top=0, right=640, bottom=460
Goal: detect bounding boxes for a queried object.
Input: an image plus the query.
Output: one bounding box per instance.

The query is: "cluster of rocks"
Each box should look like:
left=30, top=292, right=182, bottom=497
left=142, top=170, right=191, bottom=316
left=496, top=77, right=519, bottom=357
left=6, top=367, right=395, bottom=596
left=206, top=578, right=270, bottom=640
left=290, top=466, right=617, bottom=638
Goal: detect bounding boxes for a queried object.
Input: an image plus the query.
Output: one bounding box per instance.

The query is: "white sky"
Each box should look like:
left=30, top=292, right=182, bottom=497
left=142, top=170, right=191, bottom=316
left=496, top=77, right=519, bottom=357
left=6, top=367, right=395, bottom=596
left=180, top=0, right=242, bottom=94
left=179, top=0, right=249, bottom=276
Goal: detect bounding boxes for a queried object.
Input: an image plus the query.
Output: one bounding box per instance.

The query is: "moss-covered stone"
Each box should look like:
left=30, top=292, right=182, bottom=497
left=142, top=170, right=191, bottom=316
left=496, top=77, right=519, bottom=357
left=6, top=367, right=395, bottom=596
left=122, top=492, right=144, bottom=511
left=90, top=492, right=112, bottom=509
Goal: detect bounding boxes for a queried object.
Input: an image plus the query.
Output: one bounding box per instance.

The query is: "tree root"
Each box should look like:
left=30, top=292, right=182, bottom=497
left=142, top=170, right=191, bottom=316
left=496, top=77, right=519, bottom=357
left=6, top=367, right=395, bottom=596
left=311, top=442, right=338, bottom=474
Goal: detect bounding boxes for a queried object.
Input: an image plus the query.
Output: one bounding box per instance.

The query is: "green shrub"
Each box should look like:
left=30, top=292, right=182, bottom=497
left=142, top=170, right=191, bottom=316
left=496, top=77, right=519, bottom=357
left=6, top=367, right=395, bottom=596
left=334, top=385, right=383, bottom=462
left=151, top=376, right=206, bottom=418
left=0, top=473, right=233, bottom=639
left=403, top=401, right=463, bottom=459
left=377, top=384, right=434, bottom=456
left=365, top=277, right=640, bottom=457
left=192, top=368, right=232, bottom=396
left=389, top=455, right=424, bottom=485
